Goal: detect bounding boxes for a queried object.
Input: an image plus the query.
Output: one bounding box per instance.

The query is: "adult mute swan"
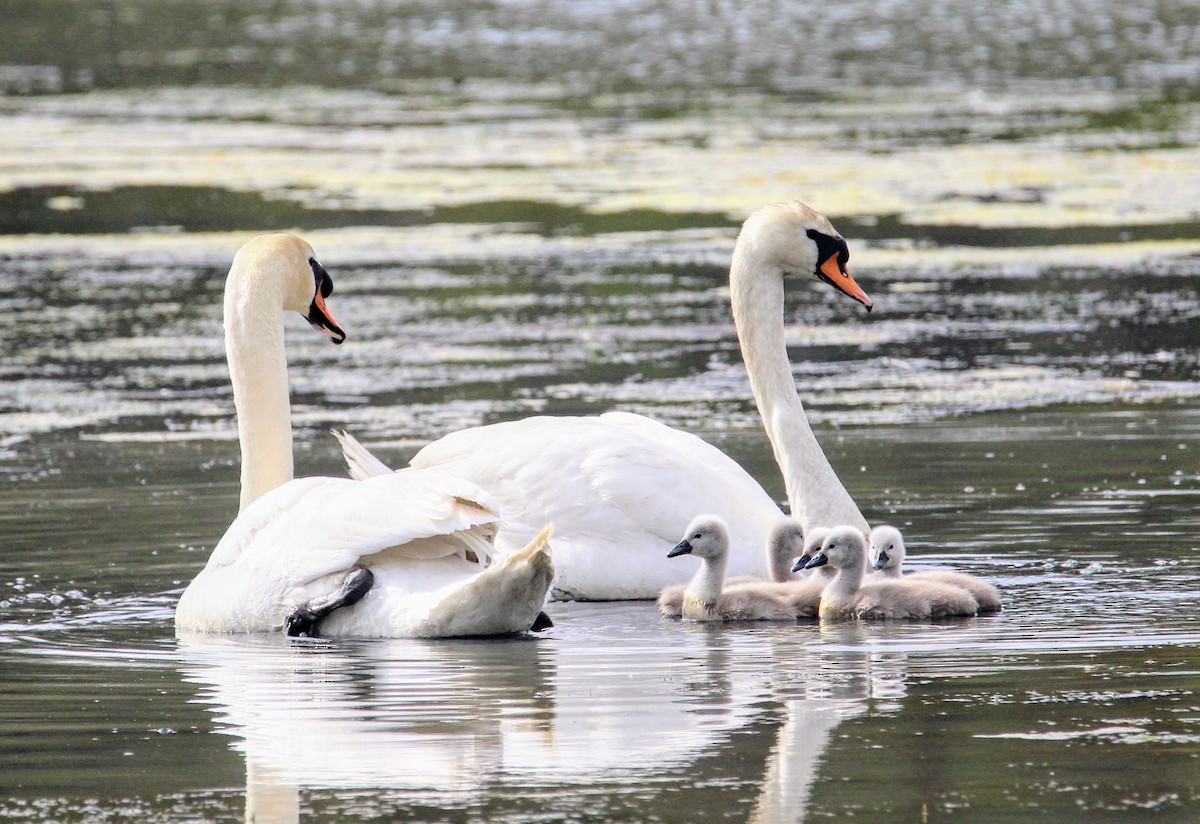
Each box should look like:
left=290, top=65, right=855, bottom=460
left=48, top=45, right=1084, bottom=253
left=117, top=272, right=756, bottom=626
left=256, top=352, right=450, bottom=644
left=729, top=203, right=871, bottom=538
left=805, top=527, right=978, bottom=620
left=869, top=525, right=1002, bottom=612
left=664, top=516, right=795, bottom=622
left=174, top=234, right=554, bottom=638
left=339, top=201, right=873, bottom=601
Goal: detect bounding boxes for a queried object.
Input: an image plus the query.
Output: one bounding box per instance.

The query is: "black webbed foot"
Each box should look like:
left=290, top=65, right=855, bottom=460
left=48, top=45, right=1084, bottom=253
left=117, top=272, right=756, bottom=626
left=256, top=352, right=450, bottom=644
left=284, top=607, right=322, bottom=638
left=284, top=567, right=375, bottom=638
left=530, top=611, right=554, bottom=632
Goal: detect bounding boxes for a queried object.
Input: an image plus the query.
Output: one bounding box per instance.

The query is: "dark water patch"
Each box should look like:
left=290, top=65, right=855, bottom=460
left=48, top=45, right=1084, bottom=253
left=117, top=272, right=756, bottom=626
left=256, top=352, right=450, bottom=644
left=2, top=1, right=1197, bottom=97
left=843, top=213, right=1200, bottom=249
left=6, top=185, right=1200, bottom=249
left=0, top=185, right=731, bottom=237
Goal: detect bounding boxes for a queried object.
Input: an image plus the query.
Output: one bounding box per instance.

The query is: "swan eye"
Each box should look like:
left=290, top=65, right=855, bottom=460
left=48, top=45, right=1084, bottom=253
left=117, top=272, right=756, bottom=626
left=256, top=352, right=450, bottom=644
left=693, top=533, right=702, bottom=540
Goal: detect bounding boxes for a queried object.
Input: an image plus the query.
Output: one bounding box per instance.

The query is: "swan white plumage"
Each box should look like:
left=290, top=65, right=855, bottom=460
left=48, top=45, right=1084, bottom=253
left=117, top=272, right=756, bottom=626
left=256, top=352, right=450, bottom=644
left=806, top=527, right=978, bottom=620
left=729, top=203, right=871, bottom=538
left=663, top=516, right=795, bottom=622
left=174, top=233, right=554, bottom=637
left=339, top=201, right=873, bottom=601
left=869, top=525, right=1002, bottom=612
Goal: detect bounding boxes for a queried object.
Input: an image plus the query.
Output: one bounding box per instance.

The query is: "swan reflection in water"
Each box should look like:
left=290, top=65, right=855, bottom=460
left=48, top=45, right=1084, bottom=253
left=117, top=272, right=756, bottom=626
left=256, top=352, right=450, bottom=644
left=177, top=617, right=909, bottom=822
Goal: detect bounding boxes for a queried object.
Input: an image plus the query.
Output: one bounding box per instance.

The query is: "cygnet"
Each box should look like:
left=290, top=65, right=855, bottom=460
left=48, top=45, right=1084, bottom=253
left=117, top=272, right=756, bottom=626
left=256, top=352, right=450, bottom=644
left=660, top=515, right=795, bottom=622
left=870, top=525, right=1002, bottom=613
left=806, top=527, right=979, bottom=620
left=757, top=517, right=826, bottom=617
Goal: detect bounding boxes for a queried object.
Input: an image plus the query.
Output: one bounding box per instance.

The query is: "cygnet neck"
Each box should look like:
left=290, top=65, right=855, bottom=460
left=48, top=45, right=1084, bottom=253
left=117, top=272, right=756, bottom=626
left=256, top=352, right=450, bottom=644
left=825, top=544, right=868, bottom=602
left=685, top=546, right=729, bottom=615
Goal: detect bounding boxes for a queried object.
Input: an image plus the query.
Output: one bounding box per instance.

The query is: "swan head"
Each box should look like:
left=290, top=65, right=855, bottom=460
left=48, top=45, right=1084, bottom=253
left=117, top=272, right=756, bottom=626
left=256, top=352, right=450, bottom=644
left=805, top=525, right=869, bottom=571
left=739, top=201, right=872, bottom=311
left=789, top=525, right=832, bottom=573
left=869, top=525, right=907, bottom=571
left=669, top=515, right=731, bottom=560
left=230, top=233, right=346, bottom=343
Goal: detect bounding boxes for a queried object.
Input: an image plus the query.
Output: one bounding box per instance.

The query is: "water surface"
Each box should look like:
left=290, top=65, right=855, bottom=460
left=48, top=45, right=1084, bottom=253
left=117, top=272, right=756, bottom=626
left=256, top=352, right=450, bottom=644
left=3, top=2, right=1200, bottom=821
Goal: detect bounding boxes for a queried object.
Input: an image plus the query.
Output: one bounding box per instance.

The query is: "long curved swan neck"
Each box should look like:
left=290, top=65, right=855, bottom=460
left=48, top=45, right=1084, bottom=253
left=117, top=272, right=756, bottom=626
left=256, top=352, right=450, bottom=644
left=225, top=256, right=294, bottom=511
left=729, top=236, right=868, bottom=535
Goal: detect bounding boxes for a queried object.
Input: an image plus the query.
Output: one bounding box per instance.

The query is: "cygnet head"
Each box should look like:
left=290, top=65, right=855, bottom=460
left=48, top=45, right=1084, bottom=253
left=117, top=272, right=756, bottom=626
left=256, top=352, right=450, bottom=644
left=768, top=515, right=806, bottom=573
left=669, top=515, right=731, bottom=561
left=805, top=526, right=870, bottom=571
left=739, top=202, right=872, bottom=311
left=789, top=525, right=832, bottom=573
left=869, top=525, right=907, bottom=571
left=229, top=233, right=346, bottom=343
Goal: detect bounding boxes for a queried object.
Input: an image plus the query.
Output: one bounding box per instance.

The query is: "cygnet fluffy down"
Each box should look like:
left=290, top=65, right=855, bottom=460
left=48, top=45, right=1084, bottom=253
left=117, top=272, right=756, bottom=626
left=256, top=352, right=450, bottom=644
left=870, top=525, right=1002, bottom=613
left=660, top=515, right=796, bottom=622
left=807, top=527, right=978, bottom=620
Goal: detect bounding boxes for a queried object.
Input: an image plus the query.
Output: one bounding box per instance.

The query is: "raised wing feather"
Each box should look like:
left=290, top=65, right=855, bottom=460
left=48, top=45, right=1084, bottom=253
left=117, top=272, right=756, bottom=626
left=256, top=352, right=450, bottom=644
left=332, top=429, right=393, bottom=480
left=210, top=468, right=500, bottom=586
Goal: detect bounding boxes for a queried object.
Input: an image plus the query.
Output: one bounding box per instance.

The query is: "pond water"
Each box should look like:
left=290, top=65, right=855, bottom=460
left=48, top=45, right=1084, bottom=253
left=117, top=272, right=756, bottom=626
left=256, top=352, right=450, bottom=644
left=3, top=2, right=1200, bottom=822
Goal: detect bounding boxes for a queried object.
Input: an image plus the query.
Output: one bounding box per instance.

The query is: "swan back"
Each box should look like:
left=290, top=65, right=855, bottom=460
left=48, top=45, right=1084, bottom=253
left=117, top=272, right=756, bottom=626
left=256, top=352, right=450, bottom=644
left=413, top=413, right=783, bottom=600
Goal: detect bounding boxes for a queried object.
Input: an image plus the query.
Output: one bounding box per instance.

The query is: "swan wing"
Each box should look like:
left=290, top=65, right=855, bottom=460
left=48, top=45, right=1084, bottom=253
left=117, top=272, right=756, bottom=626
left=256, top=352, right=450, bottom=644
left=211, top=468, right=501, bottom=586
left=332, top=429, right=394, bottom=480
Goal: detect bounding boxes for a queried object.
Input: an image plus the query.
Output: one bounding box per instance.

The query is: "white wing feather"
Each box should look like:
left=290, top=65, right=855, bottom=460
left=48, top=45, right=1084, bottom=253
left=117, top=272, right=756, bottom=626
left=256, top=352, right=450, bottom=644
left=332, top=429, right=393, bottom=480
left=209, top=468, right=500, bottom=585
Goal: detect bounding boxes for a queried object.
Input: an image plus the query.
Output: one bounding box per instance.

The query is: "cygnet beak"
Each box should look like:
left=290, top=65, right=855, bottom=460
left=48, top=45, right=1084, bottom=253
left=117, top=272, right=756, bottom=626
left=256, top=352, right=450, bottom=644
left=872, top=550, right=889, bottom=570
left=668, top=539, right=693, bottom=558
left=804, top=552, right=829, bottom=570
left=790, top=553, right=812, bottom=573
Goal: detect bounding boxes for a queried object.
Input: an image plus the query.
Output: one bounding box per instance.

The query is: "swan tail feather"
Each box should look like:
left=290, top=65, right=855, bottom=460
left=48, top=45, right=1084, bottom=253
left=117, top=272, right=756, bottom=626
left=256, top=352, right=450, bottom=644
left=332, top=429, right=394, bottom=480
left=419, top=524, right=555, bottom=637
